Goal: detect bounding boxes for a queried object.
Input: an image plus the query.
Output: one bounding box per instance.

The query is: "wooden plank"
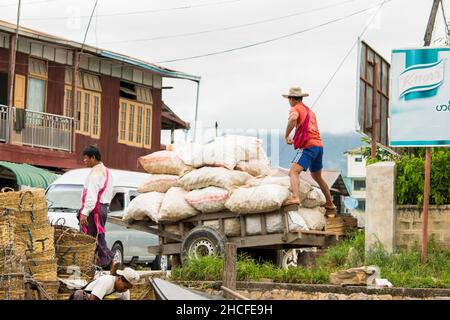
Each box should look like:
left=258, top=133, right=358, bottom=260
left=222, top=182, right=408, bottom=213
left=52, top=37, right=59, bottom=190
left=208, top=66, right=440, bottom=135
left=240, top=215, right=246, bottom=237
left=107, top=216, right=182, bottom=241
left=260, top=214, right=267, bottom=235
left=148, top=243, right=181, bottom=255
left=222, top=243, right=237, bottom=299
left=221, top=286, right=249, bottom=300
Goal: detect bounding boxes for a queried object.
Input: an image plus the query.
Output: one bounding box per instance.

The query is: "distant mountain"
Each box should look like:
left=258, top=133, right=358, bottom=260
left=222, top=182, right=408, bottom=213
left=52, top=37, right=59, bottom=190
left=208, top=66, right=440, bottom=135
left=261, top=131, right=366, bottom=177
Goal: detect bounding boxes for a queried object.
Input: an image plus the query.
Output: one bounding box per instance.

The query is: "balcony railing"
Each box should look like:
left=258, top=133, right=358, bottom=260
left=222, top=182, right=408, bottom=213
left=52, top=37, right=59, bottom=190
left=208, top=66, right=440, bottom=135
left=0, top=105, right=73, bottom=152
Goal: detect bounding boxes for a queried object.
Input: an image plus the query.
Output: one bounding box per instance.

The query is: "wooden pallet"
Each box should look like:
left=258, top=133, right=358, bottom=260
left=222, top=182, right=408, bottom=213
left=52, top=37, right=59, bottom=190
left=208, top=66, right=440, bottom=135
left=325, top=216, right=357, bottom=235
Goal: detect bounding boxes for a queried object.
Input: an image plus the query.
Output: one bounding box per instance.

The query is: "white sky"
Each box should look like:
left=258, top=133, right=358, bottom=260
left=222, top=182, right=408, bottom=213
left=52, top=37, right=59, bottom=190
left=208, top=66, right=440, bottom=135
left=1, top=0, right=448, bottom=143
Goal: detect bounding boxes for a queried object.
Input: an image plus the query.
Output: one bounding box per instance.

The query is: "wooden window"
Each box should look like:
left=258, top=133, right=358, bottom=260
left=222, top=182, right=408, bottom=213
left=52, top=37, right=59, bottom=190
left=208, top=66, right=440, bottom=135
left=83, top=73, right=102, bottom=92
left=118, top=102, right=127, bottom=143
left=27, top=58, right=47, bottom=113
left=92, top=95, right=101, bottom=139
left=64, top=87, right=72, bottom=117
left=83, top=92, right=90, bottom=133
left=143, top=105, right=152, bottom=149
left=64, top=87, right=101, bottom=138
left=118, top=99, right=152, bottom=148
left=136, top=86, right=152, bottom=104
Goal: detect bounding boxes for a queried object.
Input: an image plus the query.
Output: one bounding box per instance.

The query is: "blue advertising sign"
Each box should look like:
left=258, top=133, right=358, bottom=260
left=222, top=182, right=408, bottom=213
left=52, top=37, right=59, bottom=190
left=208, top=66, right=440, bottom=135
left=390, top=47, right=450, bottom=147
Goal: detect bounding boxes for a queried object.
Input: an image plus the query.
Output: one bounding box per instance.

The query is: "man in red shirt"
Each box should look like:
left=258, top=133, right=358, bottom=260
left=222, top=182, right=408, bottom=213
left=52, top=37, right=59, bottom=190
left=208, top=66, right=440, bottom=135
left=283, top=87, right=337, bottom=216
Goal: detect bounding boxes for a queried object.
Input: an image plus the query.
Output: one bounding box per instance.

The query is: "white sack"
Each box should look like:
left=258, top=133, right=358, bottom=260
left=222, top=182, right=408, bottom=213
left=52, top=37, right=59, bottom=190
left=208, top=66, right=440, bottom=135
left=137, top=175, right=179, bottom=193
left=225, top=184, right=290, bottom=214
left=185, top=187, right=229, bottom=213
left=287, top=211, right=309, bottom=232
left=159, top=187, right=199, bottom=222
left=178, top=167, right=252, bottom=191
left=299, top=207, right=326, bottom=231
left=172, top=141, right=205, bottom=167
left=138, top=151, right=191, bottom=176
left=302, top=187, right=326, bottom=208
left=122, top=192, right=165, bottom=223
left=235, top=160, right=271, bottom=177
left=203, top=218, right=241, bottom=237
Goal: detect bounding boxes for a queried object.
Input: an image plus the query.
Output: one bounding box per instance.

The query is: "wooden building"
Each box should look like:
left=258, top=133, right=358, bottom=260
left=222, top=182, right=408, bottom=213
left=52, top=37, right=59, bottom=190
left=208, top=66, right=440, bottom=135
left=0, top=20, right=198, bottom=172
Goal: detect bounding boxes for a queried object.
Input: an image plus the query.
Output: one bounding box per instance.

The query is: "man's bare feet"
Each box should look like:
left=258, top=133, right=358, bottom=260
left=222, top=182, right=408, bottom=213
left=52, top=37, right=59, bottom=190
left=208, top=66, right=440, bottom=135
left=284, top=197, right=300, bottom=205
left=323, top=205, right=337, bottom=217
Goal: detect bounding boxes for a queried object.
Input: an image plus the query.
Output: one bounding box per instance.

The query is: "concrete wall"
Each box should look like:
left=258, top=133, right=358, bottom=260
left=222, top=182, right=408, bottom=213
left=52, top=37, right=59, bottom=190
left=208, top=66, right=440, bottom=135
left=396, top=205, right=450, bottom=250
left=365, top=162, right=396, bottom=253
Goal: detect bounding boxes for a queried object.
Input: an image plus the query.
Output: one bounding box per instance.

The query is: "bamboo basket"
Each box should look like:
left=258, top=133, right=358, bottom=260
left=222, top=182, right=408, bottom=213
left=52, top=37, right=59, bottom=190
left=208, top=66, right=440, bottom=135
left=0, top=273, right=25, bottom=300
left=0, top=210, right=16, bottom=247
left=17, top=222, right=55, bottom=257
left=0, top=188, right=46, bottom=210
left=38, top=281, right=59, bottom=300
left=130, top=282, right=155, bottom=300
left=23, top=259, right=57, bottom=282
left=54, top=225, right=96, bottom=281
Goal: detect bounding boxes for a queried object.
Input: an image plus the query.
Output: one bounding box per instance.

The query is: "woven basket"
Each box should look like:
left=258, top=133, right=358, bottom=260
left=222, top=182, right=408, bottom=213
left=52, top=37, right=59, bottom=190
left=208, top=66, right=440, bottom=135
left=0, top=188, right=46, bottom=210
left=23, top=258, right=57, bottom=282
left=54, top=225, right=96, bottom=281
left=38, top=281, right=59, bottom=300
left=56, top=293, right=72, bottom=300
left=0, top=273, right=25, bottom=300
left=0, top=210, right=16, bottom=247
left=130, top=281, right=155, bottom=300
left=17, top=222, right=55, bottom=257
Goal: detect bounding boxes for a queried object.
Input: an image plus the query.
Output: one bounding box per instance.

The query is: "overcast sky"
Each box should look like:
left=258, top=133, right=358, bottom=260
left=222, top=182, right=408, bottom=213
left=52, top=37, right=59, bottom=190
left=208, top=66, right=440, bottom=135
left=1, top=0, right=448, bottom=143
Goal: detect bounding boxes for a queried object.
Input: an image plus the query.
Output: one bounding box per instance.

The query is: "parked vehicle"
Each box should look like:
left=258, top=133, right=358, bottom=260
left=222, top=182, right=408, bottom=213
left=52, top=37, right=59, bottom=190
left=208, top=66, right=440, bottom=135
left=46, top=168, right=162, bottom=269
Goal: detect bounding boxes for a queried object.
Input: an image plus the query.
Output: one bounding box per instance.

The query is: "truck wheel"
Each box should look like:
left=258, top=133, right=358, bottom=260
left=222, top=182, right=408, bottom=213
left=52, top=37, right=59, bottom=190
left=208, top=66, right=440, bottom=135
left=181, top=226, right=227, bottom=262
left=279, top=249, right=298, bottom=270
left=150, top=255, right=172, bottom=270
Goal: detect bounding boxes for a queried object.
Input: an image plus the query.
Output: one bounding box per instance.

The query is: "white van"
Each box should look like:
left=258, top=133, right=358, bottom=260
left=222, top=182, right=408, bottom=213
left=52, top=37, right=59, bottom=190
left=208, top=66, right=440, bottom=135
left=46, top=168, right=162, bottom=269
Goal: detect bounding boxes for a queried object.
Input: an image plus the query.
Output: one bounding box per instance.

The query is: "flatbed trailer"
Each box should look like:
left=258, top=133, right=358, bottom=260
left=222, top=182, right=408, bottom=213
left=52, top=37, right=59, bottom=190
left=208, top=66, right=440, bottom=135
left=107, top=204, right=342, bottom=267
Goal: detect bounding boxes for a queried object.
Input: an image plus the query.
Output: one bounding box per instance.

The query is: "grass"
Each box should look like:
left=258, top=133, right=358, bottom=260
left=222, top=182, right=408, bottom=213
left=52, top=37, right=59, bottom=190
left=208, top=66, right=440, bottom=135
left=170, top=232, right=450, bottom=289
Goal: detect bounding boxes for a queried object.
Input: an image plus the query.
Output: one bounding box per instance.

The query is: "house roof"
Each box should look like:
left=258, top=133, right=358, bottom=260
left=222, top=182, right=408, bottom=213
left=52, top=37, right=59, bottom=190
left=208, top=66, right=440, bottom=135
left=0, top=19, right=201, bottom=82
left=272, top=167, right=349, bottom=196
left=161, top=102, right=190, bottom=130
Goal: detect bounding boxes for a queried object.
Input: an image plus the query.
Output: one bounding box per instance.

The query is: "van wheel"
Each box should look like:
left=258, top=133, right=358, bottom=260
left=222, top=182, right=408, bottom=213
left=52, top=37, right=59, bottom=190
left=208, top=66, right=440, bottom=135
left=111, top=243, right=124, bottom=270
left=181, top=226, right=227, bottom=262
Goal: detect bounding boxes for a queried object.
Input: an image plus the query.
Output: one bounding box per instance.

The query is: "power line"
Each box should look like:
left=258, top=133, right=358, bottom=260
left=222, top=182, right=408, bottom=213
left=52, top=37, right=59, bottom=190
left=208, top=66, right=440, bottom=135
left=312, top=0, right=390, bottom=108
left=155, top=0, right=392, bottom=64
left=0, top=0, right=58, bottom=8
left=98, top=0, right=358, bottom=45
left=19, top=0, right=244, bottom=21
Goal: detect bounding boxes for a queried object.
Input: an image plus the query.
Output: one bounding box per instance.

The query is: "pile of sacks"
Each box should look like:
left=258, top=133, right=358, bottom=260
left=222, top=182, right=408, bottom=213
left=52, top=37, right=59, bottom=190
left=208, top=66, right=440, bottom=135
left=123, top=135, right=328, bottom=233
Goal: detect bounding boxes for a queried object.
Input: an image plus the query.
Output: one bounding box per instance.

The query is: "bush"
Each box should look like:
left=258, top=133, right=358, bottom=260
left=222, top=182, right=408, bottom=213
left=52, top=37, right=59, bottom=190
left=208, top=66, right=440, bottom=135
left=395, top=149, right=450, bottom=206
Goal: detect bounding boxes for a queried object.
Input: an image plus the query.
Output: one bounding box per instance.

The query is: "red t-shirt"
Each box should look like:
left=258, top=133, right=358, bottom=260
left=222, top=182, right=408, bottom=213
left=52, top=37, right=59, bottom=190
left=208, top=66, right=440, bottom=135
left=289, top=102, right=323, bottom=149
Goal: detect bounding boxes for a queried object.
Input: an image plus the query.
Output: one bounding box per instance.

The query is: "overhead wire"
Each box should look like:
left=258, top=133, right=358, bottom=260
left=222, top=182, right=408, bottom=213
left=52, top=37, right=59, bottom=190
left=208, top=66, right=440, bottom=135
left=155, top=0, right=393, bottom=63
left=0, top=0, right=58, bottom=8
left=98, top=0, right=358, bottom=44
left=311, top=0, right=390, bottom=108
left=19, top=0, right=245, bottom=21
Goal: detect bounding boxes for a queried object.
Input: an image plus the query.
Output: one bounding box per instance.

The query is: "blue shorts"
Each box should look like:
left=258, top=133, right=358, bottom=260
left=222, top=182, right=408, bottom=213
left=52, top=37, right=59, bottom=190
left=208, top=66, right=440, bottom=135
left=292, top=146, right=324, bottom=172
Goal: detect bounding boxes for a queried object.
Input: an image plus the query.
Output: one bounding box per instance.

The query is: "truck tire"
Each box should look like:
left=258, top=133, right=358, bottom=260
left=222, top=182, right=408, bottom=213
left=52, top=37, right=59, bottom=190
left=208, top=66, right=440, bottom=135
left=181, top=226, right=227, bottom=262
left=151, top=255, right=172, bottom=270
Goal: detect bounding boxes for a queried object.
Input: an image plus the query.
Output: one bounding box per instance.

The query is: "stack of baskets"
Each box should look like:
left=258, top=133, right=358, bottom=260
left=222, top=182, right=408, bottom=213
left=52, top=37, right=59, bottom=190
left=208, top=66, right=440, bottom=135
left=54, top=223, right=97, bottom=283
left=0, top=192, right=25, bottom=300
left=0, top=187, right=58, bottom=299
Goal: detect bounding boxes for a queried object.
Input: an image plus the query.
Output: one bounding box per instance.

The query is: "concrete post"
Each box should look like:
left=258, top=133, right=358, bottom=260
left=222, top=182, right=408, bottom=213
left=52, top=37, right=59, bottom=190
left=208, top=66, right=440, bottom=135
left=365, top=161, right=396, bottom=253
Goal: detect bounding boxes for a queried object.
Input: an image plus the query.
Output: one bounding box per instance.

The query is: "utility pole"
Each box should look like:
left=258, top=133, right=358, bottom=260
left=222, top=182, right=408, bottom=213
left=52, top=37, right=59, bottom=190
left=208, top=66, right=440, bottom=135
left=7, top=0, right=21, bottom=144
left=421, top=0, right=441, bottom=265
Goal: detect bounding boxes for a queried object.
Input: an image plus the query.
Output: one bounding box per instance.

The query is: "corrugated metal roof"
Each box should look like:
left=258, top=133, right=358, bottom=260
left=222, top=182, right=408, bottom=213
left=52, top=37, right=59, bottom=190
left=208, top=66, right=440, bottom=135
left=0, top=19, right=201, bottom=83
left=0, top=161, right=59, bottom=189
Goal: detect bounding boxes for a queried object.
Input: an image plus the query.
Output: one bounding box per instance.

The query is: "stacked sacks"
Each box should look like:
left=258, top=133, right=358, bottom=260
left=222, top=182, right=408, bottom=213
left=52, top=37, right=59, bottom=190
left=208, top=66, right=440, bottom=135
left=127, top=135, right=328, bottom=235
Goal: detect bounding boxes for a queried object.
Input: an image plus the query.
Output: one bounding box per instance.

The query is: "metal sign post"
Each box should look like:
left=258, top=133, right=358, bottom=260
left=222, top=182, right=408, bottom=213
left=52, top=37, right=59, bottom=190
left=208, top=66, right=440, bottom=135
left=369, top=61, right=378, bottom=159
left=420, top=0, right=441, bottom=264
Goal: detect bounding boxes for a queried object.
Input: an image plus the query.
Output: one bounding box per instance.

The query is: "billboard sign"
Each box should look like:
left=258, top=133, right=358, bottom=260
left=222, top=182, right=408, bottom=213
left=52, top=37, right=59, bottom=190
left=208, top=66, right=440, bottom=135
left=390, top=47, right=450, bottom=147
left=356, top=40, right=390, bottom=147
